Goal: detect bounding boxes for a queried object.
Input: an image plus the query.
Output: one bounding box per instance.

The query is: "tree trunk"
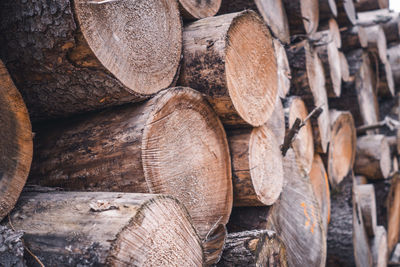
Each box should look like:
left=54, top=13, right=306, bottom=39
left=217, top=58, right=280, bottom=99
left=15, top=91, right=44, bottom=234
left=371, top=225, right=388, bottom=267
left=327, top=110, right=357, bottom=186
left=387, top=43, right=400, bottom=89
left=28, top=87, right=233, bottom=241
left=218, top=0, right=290, bottom=44
left=217, top=230, right=287, bottom=267
left=286, top=41, right=331, bottom=153
left=7, top=190, right=204, bottom=266
left=309, top=153, right=331, bottom=234
left=281, top=0, right=319, bottom=35
left=282, top=96, right=314, bottom=173
left=388, top=173, right=400, bottom=254
left=274, top=39, right=291, bottom=98
left=319, top=0, right=337, bottom=21
left=266, top=149, right=327, bottom=267
left=340, top=51, right=351, bottom=82
left=355, top=0, right=389, bottom=11
left=203, top=224, right=227, bottom=266
left=364, top=25, right=388, bottom=64
left=356, top=184, right=378, bottom=237
left=355, top=135, right=391, bottom=179
left=227, top=125, right=284, bottom=206
left=179, top=0, right=221, bottom=19
left=179, top=11, right=278, bottom=127
left=336, top=0, right=357, bottom=26
left=326, top=172, right=373, bottom=267
left=340, top=26, right=368, bottom=51
left=0, top=60, right=32, bottom=221
left=0, top=0, right=182, bottom=121
left=357, top=9, right=400, bottom=43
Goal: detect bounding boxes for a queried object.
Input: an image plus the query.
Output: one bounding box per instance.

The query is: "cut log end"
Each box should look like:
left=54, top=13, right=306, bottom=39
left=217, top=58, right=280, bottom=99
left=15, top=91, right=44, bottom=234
left=302, top=0, right=320, bottom=34
left=179, top=0, right=222, bottom=19
left=74, top=0, right=182, bottom=95
left=0, top=60, right=32, bottom=220
left=142, top=87, right=233, bottom=239
left=226, top=12, right=278, bottom=126
left=371, top=225, right=388, bottom=267
left=339, top=51, right=351, bottom=82
left=274, top=39, right=291, bottom=98
left=338, top=0, right=357, bottom=25
left=355, top=184, right=378, bottom=237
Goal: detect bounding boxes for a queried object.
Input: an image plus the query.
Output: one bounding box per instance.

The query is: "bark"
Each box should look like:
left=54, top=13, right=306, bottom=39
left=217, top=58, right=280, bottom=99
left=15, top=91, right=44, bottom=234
left=273, top=39, right=291, bottom=98
left=281, top=0, right=319, bottom=35
left=309, top=153, right=331, bottom=234
left=226, top=206, right=271, bottom=233
left=357, top=9, right=400, bottom=43
left=387, top=174, right=400, bottom=253
left=0, top=60, right=32, bottom=221
left=371, top=225, right=388, bottom=267
left=340, top=26, right=368, bottom=52
left=0, top=226, right=25, bottom=267
left=364, top=25, right=388, bottom=64
left=28, top=87, right=233, bottom=241
left=7, top=190, right=204, bottom=266
left=354, top=135, right=392, bottom=179
left=0, top=0, right=182, bottom=121
left=355, top=0, right=389, bottom=12
left=356, top=184, right=378, bottom=237
left=282, top=96, right=314, bottom=173
left=387, top=43, right=400, bottom=89
left=203, top=224, right=227, bottom=266
left=327, top=110, right=357, bottom=187
left=227, top=125, right=283, bottom=206
left=326, top=172, right=373, bottom=267
left=179, top=11, right=278, bottom=127
left=266, top=149, right=326, bottom=267
left=286, top=41, right=331, bottom=153
left=336, top=0, right=357, bottom=26
left=319, top=0, right=337, bottom=21
left=179, top=0, right=221, bottom=19
left=217, top=230, right=287, bottom=267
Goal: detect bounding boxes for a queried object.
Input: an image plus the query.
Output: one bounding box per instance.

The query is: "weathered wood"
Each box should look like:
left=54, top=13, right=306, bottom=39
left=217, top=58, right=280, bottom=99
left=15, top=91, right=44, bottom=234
left=355, top=0, right=389, bottom=12
left=286, top=41, right=330, bottom=153
left=218, top=0, right=290, bottom=44
left=179, top=0, right=221, bottom=19
left=283, top=96, right=314, bottom=173
left=326, top=172, right=373, bottom=267
left=179, top=11, right=278, bottom=127
left=357, top=184, right=378, bottom=237
left=336, top=0, right=357, bottom=26
left=227, top=125, right=284, bottom=206
left=340, top=26, right=368, bottom=52
left=339, top=51, right=351, bottom=82
left=7, top=191, right=204, bottom=266
left=371, top=225, right=388, bottom=267
left=387, top=43, right=400, bottom=89
left=266, top=149, right=326, bottom=267
left=388, top=174, right=400, bottom=254
left=354, top=135, right=391, bottom=179
left=274, top=39, right=291, bottom=98
left=309, top=153, right=331, bottom=234
left=0, top=0, right=182, bottom=121
left=319, top=0, right=337, bottom=21
left=281, top=0, right=319, bottom=35
left=364, top=25, right=388, bottom=64
left=357, top=9, right=400, bottom=43
left=327, top=110, right=357, bottom=186
left=203, top=224, right=227, bottom=266
left=28, top=87, right=233, bottom=241
left=217, top=230, right=287, bottom=266
left=0, top=60, right=32, bottom=221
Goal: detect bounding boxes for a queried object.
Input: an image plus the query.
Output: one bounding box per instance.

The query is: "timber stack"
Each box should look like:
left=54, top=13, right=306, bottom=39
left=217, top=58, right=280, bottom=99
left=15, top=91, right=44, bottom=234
left=0, top=0, right=400, bottom=266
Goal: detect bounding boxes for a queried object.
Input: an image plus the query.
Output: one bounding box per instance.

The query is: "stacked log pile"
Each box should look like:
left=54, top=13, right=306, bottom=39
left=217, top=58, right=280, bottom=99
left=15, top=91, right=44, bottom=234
left=0, top=0, right=400, bottom=266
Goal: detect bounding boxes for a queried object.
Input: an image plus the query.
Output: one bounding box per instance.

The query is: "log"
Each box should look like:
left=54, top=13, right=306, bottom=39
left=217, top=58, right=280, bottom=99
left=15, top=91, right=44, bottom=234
left=371, top=57, right=395, bottom=97
left=327, top=110, right=357, bottom=186
left=0, top=60, right=33, bottom=221
left=388, top=173, right=400, bottom=253
left=0, top=226, right=25, bottom=267
left=326, top=172, right=373, bottom=267
left=357, top=9, right=400, bottom=43
left=274, top=39, right=291, bottom=98
left=203, top=224, right=227, bottom=266
left=286, top=41, right=331, bottom=153
left=283, top=96, right=314, bottom=173
left=316, top=18, right=342, bottom=48
left=340, top=51, right=351, bottom=82
left=266, top=96, right=285, bottom=144
left=218, top=0, right=291, bottom=44
left=340, top=26, right=368, bottom=52
left=227, top=125, right=284, bottom=206
left=364, top=25, right=388, bottom=64
left=28, top=87, right=233, bottom=241
left=319, top=0, right=338, bottom=21
left=217, top=230, right=287, bottom=266
left=390, top=243, right=400, bottom=264
left=336, top=0, right=357, bottom=26
left=281, top=0, right=319, bottom=35
left=309, top=153, right=331, bottom=233
left=179, top=0, right=221, bottom=19
left=266, top=149, right=326, bottom=267
left=314, top=36, right=342, bottom=97
left=0, top=0, right=182, bottom=121
left=355, top=0, right=389, bottom=12
left=387, top=43, right=400, bottom=89
left=354, top=135, right=391, bottom=179
left=371, top=225, right=388, bottom=267
left=356, top=184, right=378, bottom=237
left=179, top=11, right=278, bottom=127
left=7, top=190, right=204, bottom=266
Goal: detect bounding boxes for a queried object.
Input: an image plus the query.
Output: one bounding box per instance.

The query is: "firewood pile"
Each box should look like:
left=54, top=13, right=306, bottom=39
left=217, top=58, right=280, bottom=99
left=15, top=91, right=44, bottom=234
left=0, top=0, right=400, bottom=266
